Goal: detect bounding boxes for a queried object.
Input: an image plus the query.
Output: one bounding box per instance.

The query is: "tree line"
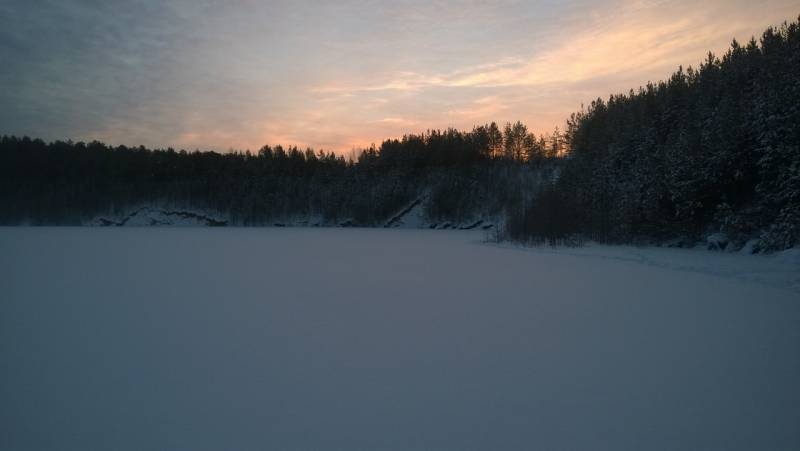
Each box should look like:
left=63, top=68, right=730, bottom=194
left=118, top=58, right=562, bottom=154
left=0, top=125, right=563, bottom=227
left=505, top=16, right=799, bottom=251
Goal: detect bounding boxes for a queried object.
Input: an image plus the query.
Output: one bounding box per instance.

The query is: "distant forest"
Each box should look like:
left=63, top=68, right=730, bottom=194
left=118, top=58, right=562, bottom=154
left=0, top=125, right=561, bottom=229
left=1, top=16, right=798, bottom=251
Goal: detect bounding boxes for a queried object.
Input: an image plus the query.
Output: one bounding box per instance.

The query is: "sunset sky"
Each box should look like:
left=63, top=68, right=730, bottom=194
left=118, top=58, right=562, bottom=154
left=1, top=0, right=797, bottom=153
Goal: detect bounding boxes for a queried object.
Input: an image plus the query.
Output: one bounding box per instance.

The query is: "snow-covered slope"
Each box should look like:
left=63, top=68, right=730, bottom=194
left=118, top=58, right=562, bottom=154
left=384, top=197, right=497, bottom=230
left=1, top=228, right=798, bottom=451
left=89, top=202, right=498, bottom=230
left=384, top=198, right=427, bottom=228
left=89, top=207, right=228, bottom=227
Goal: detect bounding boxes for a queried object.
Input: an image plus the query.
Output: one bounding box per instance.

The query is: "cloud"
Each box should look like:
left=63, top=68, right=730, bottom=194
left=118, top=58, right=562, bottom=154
left=445, top=96, right=510, bottom=120
left=297, top=0, right=799, bottom=149
left=2, top=0, right=798, bottom=152
left=372, top=117, right=419, bottom=126
left=310, top=0, right=786, bottom=95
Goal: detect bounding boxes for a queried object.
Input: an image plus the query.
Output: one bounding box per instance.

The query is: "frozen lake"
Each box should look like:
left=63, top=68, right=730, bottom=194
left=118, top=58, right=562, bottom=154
left=1, top=228, right=799, bottom=450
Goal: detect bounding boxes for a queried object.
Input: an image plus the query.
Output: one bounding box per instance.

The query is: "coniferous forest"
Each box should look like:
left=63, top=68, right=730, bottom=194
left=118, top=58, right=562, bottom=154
left=1, top=17, right=798, bottom=252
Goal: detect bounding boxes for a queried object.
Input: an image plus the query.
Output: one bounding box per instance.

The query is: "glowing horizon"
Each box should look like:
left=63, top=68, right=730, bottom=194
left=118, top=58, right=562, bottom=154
left=1, top=0, right=798, bottom=153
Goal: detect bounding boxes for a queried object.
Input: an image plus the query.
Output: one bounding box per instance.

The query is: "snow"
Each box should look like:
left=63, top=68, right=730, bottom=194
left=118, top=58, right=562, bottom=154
left=775, top=247, right=800, bottom=266
left=740, top=238, right=761, bottom=254
left=706, top=232, right=729, bottom=251
left=89, top=203, right=497, bottom=229
left=89, top=207, right=227, bottom=227
left=1, top=228, right=798, bottom=451
left=384, top=198, right=428, bottom=228
left=491, top=241, right=800, bottom=292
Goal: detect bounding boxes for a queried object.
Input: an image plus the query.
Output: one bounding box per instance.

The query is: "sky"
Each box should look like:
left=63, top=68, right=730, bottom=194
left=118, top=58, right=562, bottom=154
left=1, top=1, right=798, bottom=153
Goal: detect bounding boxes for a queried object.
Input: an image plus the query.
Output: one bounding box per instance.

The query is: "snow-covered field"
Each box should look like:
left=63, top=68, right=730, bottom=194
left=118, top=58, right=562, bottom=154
left=1, top=228, right=798, bottom=451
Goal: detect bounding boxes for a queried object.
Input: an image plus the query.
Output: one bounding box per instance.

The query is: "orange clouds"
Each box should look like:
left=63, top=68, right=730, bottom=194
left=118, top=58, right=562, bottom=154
left=250, top=1, right=797, bottom=154
left=81, top=1, right=800, bottom=154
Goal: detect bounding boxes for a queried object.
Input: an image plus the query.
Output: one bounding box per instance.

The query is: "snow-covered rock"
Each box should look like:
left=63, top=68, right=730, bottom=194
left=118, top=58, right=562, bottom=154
left=706, top=232, right=729, bottom=251
left=384, top=198, right=427, bottom=228
left=88, top=207, right=227, bottom=227
left=739, top=238, right=761, bottom=254
left=382, top=197, right=497, bottom=230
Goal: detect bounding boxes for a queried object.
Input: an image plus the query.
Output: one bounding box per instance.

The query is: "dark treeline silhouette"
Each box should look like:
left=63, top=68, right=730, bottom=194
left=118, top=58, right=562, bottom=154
left=505, top=16, right=800, bottom=251
left=1, top=16, right=798, bottom=251
left=0, top=125, right=563, bottom=227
